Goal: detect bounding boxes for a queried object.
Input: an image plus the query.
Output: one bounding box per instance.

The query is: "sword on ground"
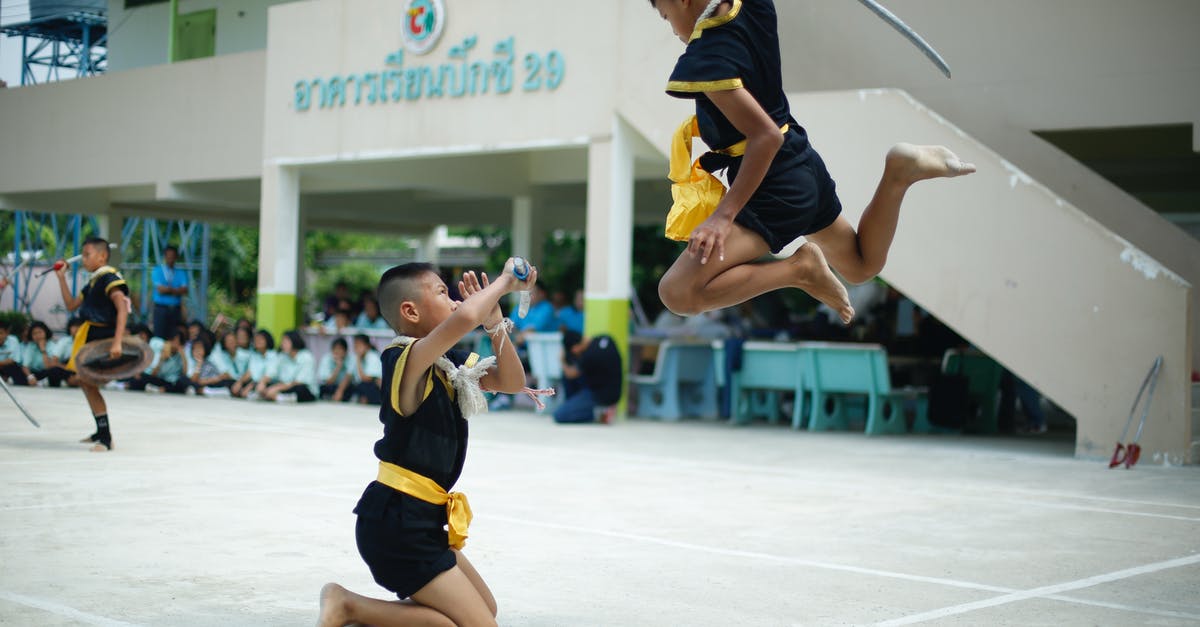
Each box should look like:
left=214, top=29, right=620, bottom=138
left=855, top=0, right=953, bottom=78
left=0, top=377, right=40, bottom=428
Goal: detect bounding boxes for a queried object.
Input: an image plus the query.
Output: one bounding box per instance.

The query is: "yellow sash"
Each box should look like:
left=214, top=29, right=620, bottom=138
left=64, top=321, right=95, bottom=372
left=377, top=461, right=473, bottom=550
left=664, top=115, right=788, bottom=241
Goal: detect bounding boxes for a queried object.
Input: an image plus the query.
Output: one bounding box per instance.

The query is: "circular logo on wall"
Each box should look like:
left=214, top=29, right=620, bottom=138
left=401, top=0, right=446, bottom=56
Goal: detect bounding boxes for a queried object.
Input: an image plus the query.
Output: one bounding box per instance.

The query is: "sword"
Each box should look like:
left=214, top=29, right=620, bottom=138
left=0, top=377, right=40, bottom=428
left=856, top=0, right=953, bottom=78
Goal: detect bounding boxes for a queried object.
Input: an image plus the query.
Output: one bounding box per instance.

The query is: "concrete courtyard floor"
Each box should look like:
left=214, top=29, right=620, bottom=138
left=1, top=386, right=1198, bottom=626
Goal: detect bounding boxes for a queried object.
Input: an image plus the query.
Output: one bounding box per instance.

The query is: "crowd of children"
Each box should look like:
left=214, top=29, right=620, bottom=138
left=0, top=315, right=385, bottom=405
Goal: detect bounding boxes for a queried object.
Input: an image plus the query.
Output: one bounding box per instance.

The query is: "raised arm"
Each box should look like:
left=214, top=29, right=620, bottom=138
left=55, top=264, right=82, bottom=311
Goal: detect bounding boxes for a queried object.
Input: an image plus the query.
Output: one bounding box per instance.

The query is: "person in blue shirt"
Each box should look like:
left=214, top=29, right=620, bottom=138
left=233, top=330, right=278, bottom=399
left=556, top=289, right=585, bottom=334
left=318, top=337, right=351, bottom=400
left=23, top=320, right=72, bottom=387
left=511, top=284, right=556, bottom=333
left=151, top=245, right=189, bottom=338
left=259, top=330, right=318, bottom=403
left=0, top=319, right=32, bottom=386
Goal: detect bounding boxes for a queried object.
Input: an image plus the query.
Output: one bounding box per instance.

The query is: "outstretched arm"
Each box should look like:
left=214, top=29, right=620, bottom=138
left=689, top=88, right=784, bottom=265
left=461, top=270, right=527, bottom=394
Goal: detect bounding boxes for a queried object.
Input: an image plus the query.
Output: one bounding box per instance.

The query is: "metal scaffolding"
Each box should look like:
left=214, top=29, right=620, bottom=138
left=1, top=11, right=107, bottom=85
left=2, top=212, right=211, bottom=332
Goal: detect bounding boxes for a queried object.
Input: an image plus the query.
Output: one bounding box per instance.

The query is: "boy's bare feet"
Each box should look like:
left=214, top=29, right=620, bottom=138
left=89, top=442, right=112, bottom=452
left=790, top=242, right=854, bottom=324
left=318, top=583, right=351, bottom=627
left=886, top=143, right=976, bottom=184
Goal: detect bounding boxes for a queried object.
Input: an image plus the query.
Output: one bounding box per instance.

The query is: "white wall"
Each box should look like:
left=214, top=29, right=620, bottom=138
left=106, top=0, right=295, bottom=71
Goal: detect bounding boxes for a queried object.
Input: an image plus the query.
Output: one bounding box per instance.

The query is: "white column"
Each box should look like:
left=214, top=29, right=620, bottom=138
left=96, top=212, right=126, bottom=265
left=511, top=195, right=533, bottom=261
left=256, top=164, right=301, bottom=337
left=422, top=226, right=443, bottom=265
left=584, top=115, right=635, bottom=306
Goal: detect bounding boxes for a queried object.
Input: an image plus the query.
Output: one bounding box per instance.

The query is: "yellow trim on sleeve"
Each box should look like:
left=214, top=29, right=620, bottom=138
left=689, top=0, right=742, bottom=42
left=666, top=78, right=744, bottom=93
left=389, top=342, right=436, bottom=417
left=104, top=279, right=127, bottom=294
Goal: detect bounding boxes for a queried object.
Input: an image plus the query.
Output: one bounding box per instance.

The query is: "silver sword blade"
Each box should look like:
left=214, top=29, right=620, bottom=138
left=0, top=377, right=40, bottom=428
left=856, top=0, right=952, bottom=78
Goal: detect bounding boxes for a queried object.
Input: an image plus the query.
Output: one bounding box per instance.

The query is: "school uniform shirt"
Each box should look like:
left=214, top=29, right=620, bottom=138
left=274, top=349, right=318, bottom=396
left=664, top=0, right=841, bottom=252
left=317, top=352, right=350, bottom=386
left=50, top=335, right=74, bottom=361
left=247, top=349, right=279, bottom=382
left=190, top=358, right=222, bottom=382
left=354, top=313, right=391, bottom=330
left=351, top=350, right=383, bottom=384
left=142, top=337, right=166, bottom=375
left=0, top=335, right=22, bottom=365
left=21, top=342, right=55, bottom=371
left=155, top=352, right=185, bottom=384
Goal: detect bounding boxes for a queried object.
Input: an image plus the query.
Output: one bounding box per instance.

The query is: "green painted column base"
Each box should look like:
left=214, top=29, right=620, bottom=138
left=584, top=297, right=630, bottom=418
left=257, top=292, right=298, bottom=340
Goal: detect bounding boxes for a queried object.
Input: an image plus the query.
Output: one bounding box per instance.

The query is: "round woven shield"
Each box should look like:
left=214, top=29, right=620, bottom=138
left=74, top=336, right=154, bottom=383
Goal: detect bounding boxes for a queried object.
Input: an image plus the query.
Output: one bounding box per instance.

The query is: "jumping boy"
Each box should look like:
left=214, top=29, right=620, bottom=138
left=54, top=237, right=130, bottom=452
left=651, top=0, right=975, bottom=324
left=318, top=259, right=534, bottom=627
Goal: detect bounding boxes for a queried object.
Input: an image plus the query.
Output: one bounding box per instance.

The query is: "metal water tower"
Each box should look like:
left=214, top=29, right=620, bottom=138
left=1, top=0, right=107, bottom=85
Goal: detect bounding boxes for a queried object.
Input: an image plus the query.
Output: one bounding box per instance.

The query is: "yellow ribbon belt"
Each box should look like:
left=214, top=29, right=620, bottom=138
left=665, top=115, right=789, bottom=241
left=64, top=321, right=94, bottom=372
left=377, top=461, right=473, bottom=550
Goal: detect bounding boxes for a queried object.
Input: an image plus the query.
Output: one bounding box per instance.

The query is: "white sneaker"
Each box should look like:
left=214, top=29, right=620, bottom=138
left=276, top=393, right=298, bottom=403
left=203, top=386, right=231, bottom=397
left=144, top=383, right=163, bottom=394
left=184, top=386, right=197, bottom=396
left=245, top=391, right=259, bottom=401
left=105, top=380, right=126, bottom=390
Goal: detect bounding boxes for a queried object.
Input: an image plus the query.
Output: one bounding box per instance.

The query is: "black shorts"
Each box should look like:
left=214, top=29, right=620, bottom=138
left=723, top=135, right=843, bottom=254
left=354, top=481, right=456, bottom=599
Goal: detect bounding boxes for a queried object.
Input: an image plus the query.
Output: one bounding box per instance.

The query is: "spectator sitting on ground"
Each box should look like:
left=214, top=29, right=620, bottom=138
left=210, top=331, right=248, bottom=387
left=554, top=330, right=623, bottom=424
left=128, top=330, right=188, bottom=393
left=0, top=319, right=31, bottom=386
left=231, top=330, right=278, bottom=399
left=335, top=333, right=381, bottom=405
left=23, top=320, right=71, bottom=387
left=183, top=335, right=227, bottom=395
left=354, top=294, right=390, bottom=330
left=258, top=330, right=318, bottom=403
left=318, top=337, right=351, bottom=401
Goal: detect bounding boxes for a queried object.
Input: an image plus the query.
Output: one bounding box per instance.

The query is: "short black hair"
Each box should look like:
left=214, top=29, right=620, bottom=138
left=255, top=329, right=275, bottom=350
left=353, top=333, right=371, bottom=346
left=0, top=320, right=11, bottom=332
left=164, top=245, right=179, bottom=255
left=377, top=262, right=438, bottom=331
left=282, top=330, right=306, bottom=352
left=28, top=320, right=52, bottom=340
left=331, top=337, right=348, bottom=351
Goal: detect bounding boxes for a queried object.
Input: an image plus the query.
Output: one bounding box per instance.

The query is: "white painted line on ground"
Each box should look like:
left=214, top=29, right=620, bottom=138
left=874, top=553, right=1200, bottom=625
left=0, top=590, right=143, bottom=626
left=486, top=513, right=1200, bottom=622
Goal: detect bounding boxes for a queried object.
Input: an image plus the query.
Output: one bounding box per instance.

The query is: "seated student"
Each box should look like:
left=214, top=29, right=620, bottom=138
left=209, top=331, right=247, bottom=388
left=231, top=330, right=278, bottom=399
left=0, top=319, right=31, bottom=385
left=183, top=335, right=228, bottom=395
left=128, top=330, right=188, bottom=393
left=336, top=333, right=382, bottom=405
left=259, top=330, right=318, bottom=403
left=318, top=337, right=351, bottom=401
left=554, top=331, right=623, bottom=424
left=323, top=306, right=355, bottom=335
left=354, top=294, right=390, bottom=330
left=24, top=320, right=72, bottom=387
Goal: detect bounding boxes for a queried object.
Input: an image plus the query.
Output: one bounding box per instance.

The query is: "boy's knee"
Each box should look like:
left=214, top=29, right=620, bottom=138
left=658, top=282, right=701, bottom=317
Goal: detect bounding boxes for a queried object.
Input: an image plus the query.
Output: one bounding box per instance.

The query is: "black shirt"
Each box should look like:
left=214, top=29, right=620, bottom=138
left=665, top=0, right=809, bottom=155
left=78, top=266, right=129, bottom=326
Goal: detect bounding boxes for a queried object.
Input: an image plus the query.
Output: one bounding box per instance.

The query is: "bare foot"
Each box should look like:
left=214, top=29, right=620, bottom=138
left=886, top=143, right=976, bottom=184
left=790, top=243, right=854, bottom=325
left=317, top=583, right=350, bottom=627
left=89, top=442, right=112, bottom=452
